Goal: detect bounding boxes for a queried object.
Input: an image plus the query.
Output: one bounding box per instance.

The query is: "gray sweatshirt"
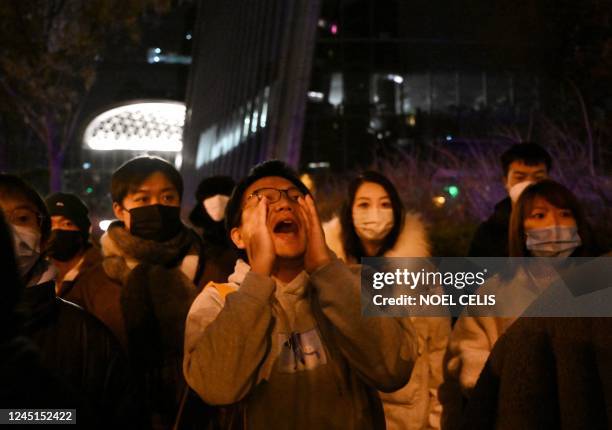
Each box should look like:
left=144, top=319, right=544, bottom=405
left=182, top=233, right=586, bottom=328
left=183, top=258, right=417, bottom=429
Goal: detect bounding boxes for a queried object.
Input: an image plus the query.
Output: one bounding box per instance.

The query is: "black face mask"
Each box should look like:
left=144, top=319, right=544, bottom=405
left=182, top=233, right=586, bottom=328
left=129, top=204, right=182, bottom=242
left=48, top=230, right=85, bottom=262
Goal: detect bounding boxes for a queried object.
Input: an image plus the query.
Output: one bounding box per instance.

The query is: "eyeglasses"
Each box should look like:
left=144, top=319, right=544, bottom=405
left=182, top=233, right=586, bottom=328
left=246, top=187, right=304, bottom=204
left=6, top=207, right=44, bottom=229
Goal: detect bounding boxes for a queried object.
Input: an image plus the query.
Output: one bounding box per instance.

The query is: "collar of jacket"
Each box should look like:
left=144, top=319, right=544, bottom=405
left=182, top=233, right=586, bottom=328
left=61, top=245, right=102, bottom=284
left=23, top=258, right=56, bottom=288
left=323, top=212, right=431, bottom=262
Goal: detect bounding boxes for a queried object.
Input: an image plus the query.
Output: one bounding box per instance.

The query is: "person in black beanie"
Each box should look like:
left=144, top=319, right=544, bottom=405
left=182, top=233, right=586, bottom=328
left=189, top=175, right=238, bottom=288
left=45, top=192, right=102, bottom=297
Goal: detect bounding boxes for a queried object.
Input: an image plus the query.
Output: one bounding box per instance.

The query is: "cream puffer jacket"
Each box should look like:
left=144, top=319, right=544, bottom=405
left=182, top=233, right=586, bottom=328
left=323, top=213, right=450, bottom=430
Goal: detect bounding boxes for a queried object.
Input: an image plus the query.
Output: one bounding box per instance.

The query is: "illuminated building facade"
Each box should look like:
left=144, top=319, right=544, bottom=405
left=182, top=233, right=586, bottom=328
left=181, top=0, right=321, bottom=195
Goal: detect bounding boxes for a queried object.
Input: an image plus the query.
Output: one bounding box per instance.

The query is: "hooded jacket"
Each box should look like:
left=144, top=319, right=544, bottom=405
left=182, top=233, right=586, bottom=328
left=184, top=258, right=418, bottom=429
left=323, top=212, right=449, bottom=430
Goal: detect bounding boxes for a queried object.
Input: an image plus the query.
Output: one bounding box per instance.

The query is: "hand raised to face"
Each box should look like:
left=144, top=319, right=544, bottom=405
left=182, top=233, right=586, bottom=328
left=297, top=194, right=332, bottom=273
left=235, top=197, right=276, bottom=276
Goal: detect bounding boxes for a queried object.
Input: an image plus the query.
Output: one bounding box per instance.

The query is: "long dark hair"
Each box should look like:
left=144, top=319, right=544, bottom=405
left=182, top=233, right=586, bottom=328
left=509, top=180, right=599, bottom=257
left=340, top=171, right=404, bottom=262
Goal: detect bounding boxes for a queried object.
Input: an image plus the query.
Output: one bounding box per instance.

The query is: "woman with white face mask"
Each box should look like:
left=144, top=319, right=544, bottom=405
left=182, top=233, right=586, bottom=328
left=189, top=175, right=239, bottom=288
left=324, top=172, right=431, bottom=262
left=446, top=180, right=604, bottom=423
left=508, top=180, right=599, bottom=258
left=323, top=171, right=450, bottom=430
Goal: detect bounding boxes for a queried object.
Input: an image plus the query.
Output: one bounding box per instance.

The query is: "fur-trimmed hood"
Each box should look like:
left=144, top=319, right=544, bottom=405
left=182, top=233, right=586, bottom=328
left=323, top=212, right=431, bottom=262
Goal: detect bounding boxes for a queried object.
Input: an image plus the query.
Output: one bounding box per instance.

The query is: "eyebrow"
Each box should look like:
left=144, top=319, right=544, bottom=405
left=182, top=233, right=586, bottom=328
left=12, top=204, right=37, bottom=212
left=133, top=187, right=177, bottom=194
left=160, top=187, right=178, bottom=193
left=512, top=168, right=546, bottom=174
left=529, top=206, right=549, bottom=211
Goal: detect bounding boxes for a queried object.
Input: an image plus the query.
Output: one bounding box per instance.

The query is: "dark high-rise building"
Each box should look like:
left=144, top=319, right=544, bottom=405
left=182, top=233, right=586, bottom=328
left=181, top=0, right=321, bottom=197
left=301, top=0, right=554, bottom=172
left=183, top=0, right=565, bottom=180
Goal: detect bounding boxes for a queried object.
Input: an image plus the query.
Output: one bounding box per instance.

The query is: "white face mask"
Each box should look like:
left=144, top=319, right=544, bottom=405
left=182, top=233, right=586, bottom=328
left=203, top=194, right=230, bottom=222
left=509, top=180, right=534, bottom=204
left=353, top=206, right=394, bottom=242
left=11, top=224, right=42, bottom=278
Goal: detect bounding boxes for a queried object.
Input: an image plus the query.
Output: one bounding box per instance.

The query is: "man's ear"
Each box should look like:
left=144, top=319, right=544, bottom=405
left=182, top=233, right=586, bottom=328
left=230, top=227, right=246, bottom=249
left=113, top=202, right=127, bottom=222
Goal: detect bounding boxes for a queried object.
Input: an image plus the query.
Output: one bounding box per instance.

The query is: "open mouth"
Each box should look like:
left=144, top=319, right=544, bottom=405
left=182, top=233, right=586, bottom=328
left=273, top=218, right=299, bottom=234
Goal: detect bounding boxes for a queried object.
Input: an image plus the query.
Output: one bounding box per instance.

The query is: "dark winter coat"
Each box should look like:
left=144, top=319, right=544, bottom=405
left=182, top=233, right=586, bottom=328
left=191, top=215, right=239, bottom=289
left=65, top=261, right=128, bottom=348
left=18, top=280, right=140, bottom=428
left=0, top=336, right=90, bottom=416
left=74, top=222, right=205, bottom=429
left=461, top=316, right=612, bottom=429
left=468, top=198, right=511, bottom=257
left=57, top=244, right=103, bottom=298
left=197, top=225, right=239, bottom=289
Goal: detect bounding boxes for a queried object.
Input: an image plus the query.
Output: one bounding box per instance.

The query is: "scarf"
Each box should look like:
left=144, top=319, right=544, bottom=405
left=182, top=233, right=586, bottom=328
left=101, top=221, right=200, bottom=420
left=102, top=221, right=198, bottom=280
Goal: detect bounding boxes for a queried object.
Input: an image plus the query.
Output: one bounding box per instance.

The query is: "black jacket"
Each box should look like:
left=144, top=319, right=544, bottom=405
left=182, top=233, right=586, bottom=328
left=19, top=281, right=144, bottom=428
left=0, top=335, right=84, bottom=408
left=468, top=198, right=512, bottom=257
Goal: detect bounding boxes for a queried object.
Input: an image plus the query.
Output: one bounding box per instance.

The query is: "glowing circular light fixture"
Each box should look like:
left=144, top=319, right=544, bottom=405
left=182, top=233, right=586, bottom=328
left=83, top=100, right=185, bottom=152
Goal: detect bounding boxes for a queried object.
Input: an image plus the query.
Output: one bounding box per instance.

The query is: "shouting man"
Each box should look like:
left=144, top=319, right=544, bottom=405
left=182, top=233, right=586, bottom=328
left=183, top=160, right=417, bottom=429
